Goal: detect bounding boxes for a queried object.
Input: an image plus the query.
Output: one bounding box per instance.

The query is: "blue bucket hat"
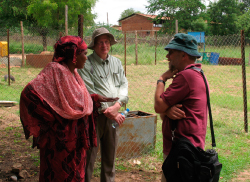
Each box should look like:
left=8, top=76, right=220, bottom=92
left=164, top=33, right=201, bottom=58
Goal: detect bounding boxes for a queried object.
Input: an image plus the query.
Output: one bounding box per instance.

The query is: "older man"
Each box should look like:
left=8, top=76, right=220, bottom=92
left=78, top=27, right=129, bottom=182
left=154, top=33, right=208, bottom=182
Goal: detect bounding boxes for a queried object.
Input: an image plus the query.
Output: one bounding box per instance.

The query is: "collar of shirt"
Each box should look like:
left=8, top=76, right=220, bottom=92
left=184, top=63, right=201, bottom=70
left=93, top=51, right=110, bottom=65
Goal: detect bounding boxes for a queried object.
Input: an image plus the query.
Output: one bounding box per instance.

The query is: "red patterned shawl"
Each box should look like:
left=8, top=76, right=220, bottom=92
left=29, top=62, right=93, bottom=120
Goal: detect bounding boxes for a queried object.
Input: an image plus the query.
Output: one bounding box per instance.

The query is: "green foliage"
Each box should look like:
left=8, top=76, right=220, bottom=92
left=146, top=0, right=250, bottom=36
left=146, top=0, right=206, bottom=34
left=207, top=0, right=241, bottom=35
left=84, top=25, right=124, bottom=40
left=238, top=0, right=250, bottom=13
left=119, top=8, right=141, bottom=22
left=236, top=10, right=250, bottom=37
left=27, top=1, right=58, bottom=27
left=0, top=0, right=34, bottom=28
left=0, top=0, right=97, bottom=51
left=190, top=17, right=208, bottom=32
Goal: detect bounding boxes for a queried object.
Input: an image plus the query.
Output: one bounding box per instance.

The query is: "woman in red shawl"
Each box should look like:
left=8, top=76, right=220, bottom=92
left=20, top=36, right=118, bottom=182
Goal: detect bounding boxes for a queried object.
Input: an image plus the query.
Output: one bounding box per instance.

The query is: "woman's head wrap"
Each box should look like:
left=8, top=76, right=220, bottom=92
left=53, top=36, right=87, bottom=64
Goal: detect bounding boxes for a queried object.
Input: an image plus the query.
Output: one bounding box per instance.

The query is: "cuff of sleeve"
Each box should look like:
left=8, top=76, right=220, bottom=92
left=117, top=95, right=129, bottom=105
left=117, top=100, right=124, bottom=107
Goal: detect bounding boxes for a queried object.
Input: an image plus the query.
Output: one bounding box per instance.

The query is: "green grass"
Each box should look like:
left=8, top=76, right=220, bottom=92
left=9, top=42, right=54, bottom=54
left=110, top=43, right=250, bottom=66
left=124, top=64, right=250, bottom=181
left=1, top=42, right=250, bottom=181
left=0, top=66, right=42, bottom=102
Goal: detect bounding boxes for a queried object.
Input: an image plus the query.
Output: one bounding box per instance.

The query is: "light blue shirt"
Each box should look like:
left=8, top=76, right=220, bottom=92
left=78, top=51, right=129, bottom=105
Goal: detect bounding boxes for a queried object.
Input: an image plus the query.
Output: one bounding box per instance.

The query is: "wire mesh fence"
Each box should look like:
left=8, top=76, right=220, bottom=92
left=0, top=27, right=249, bottom=163
left=114, top=30, right=250, bottom=160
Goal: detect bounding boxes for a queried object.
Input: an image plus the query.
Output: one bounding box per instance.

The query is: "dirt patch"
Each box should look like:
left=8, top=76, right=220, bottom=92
left=0, top=105, right=249, bottom=181
left=231, top=170, right=250, bottom=182
left=0, top=105, right=40, bottom=181
left=0, top=105, right=162, bottom=181
left=9, top=54, right=26, bottom=59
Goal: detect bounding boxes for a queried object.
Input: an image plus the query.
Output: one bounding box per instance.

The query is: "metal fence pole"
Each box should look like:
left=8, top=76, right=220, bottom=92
left=155, top=31, right=157, bottom=65
left=135, top=30, right=138, bottom=65
left=124, top=31, right=127, bottom=76
left=241, top=30, right=248, bottom=133
left=7, top=29, right=10, bottom=86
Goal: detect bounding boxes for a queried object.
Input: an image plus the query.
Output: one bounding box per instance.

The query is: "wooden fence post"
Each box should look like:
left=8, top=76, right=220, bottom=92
left=135, top=30, right=138, bottom=65
left=78, top=15, right=83, bottom=39
left=20, top=21, right=25, bottom=67
left=65, top=5, right=68, bottom=36
left=248, top=52, right=250, bottom=66
left=175, top=20, right=178, bottom=34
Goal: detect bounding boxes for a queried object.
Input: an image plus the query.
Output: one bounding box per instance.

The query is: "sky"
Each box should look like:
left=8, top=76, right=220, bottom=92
left=92, top=0, right=150, bottom=26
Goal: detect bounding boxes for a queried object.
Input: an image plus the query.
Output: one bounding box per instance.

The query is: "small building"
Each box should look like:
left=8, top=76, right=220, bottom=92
left=111, top=25, right=122, bottom=31
left=118, top=13, right=169, bottom=37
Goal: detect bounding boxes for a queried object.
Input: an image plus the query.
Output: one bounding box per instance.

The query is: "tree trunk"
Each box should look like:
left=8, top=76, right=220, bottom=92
left=42, top=35, right=47, bottom=51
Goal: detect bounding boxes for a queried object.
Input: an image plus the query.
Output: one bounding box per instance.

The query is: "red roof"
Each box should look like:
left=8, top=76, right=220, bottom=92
left=119, top=13, right=170, bottom=22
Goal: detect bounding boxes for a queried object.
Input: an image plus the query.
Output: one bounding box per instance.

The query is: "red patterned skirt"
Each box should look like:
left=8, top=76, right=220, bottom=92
left=39, top=146, right=86, bottom=181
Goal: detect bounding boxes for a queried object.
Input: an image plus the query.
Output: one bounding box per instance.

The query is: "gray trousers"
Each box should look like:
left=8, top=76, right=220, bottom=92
left=85, top=114, right=119, bottom=182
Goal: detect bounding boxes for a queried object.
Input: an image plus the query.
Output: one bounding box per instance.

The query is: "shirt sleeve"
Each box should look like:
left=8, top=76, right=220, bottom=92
left=117, top=61, right=129, bottom=104
left=77, top=61, right=96, bottom=95
left=160, top=74, right=190, bottom=107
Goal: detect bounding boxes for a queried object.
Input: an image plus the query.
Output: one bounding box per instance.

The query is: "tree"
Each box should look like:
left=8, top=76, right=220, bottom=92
left=119, top=8, right=141, bottom=20
left=0, top=0, right=34, bottom=28
left=146, top=0, right=206, bottom=34
left=190, top=17, right=207, bottom=32
left=236, top=10, right=250, bottom=37
left=238, top=0, right=250, bottom=13
left=207, top=0, right=241, bottom=35
left=27, top=0, right=97, bottom=51
left=118, top=8, right=141, bottom=26
left=27, top=0, right=58, bottom=51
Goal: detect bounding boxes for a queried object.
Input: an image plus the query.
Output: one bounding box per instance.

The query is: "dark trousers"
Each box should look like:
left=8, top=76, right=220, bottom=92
left=85, top=114, right=119, bottom=182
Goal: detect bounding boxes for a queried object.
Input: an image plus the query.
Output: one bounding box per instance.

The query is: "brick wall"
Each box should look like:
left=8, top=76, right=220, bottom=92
left=218, top=57, right=242, bottom=65
left=121, top=14, right=153, bottom=32
left=26, top=54, right=53, bottom=68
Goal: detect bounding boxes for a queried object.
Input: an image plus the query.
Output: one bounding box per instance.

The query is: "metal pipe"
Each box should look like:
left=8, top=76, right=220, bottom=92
left=241, top=30, right=248, bottom=133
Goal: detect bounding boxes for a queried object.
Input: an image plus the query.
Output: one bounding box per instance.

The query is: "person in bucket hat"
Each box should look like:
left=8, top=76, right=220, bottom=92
left=88, top=27, right=118, bottom=49
left=78, top=27, right=128, bottom=182
left=164, top=33, right=201, bottom=58
left=154, top=33, right=209, bottom=182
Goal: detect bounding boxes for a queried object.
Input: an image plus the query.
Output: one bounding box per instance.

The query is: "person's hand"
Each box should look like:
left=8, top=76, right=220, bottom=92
left=113, top=113, right=125, bottom=126
left=165, top=104, right=186, bottom=120
left=160, top=69, right=178, bottom=82
left=97, top=94, right=119, bottom=102
left=103, top=102, right=121, bottom=120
